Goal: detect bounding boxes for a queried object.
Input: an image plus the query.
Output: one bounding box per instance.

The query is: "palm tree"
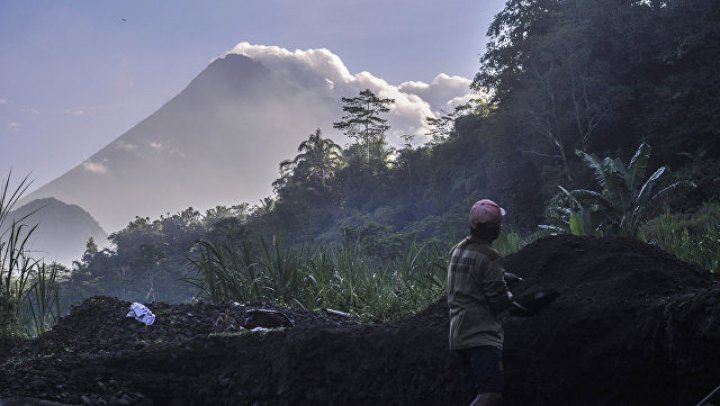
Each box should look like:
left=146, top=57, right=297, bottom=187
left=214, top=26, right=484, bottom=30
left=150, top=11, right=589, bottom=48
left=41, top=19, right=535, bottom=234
left=288, top=129, right=343, bottom=188
left=548, top=143, right=695, bottom=236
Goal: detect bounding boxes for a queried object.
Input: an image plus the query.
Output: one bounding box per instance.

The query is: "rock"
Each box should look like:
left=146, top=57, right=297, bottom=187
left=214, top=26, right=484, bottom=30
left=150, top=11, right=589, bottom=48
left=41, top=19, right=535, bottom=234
left=243, top=309, right=293, bottom=329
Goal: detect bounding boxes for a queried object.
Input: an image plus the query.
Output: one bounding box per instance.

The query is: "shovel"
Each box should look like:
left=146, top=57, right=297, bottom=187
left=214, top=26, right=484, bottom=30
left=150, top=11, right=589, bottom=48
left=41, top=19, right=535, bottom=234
left=516, top=289, right=560, bottom=312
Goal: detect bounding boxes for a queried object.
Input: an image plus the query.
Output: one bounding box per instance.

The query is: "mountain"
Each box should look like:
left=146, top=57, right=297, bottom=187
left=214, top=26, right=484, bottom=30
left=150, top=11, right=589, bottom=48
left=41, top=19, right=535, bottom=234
left=7, top=197, right=107, bottom=266
left=22, top=48, right=473, bottom=233
left=22, top=54, right=342, bottom=232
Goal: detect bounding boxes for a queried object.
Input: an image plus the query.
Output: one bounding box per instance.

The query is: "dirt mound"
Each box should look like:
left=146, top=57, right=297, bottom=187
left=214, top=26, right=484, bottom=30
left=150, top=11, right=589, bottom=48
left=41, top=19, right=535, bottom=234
left=499, top=235, right=720, bottom=405
left=8, top=297, right=356, bottom=359
left=2, top=235, right=719, bottom=405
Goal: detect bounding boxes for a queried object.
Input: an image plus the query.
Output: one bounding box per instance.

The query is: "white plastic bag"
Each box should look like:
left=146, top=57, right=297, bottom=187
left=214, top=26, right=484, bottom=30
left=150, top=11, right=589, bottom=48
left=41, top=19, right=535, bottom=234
left=126, top=302, right=156, bottom=325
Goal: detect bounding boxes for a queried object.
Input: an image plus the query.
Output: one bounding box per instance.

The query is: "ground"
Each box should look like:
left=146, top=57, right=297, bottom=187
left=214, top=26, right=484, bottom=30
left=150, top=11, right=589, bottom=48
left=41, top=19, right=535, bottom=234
left=1, top=235, right=719, bottom=405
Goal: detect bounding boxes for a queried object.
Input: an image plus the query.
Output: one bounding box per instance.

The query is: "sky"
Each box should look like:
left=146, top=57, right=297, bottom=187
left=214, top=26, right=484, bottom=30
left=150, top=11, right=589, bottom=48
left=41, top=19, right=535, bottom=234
left=0, top=0, right=507, bottom=193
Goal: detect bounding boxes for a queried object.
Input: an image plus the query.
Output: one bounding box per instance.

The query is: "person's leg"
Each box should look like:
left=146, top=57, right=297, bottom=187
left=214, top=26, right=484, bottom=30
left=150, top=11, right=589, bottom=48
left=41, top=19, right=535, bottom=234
left=465, top=346, right=504, bottom=406
left=457, top=349, right=476, bottom=403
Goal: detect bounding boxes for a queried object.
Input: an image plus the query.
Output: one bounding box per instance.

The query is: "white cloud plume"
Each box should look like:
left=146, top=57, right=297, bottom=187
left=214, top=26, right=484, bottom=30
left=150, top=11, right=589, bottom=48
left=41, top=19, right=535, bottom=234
left=0, top=99, right=7, bottom=105
left=226, top=42, right=475, bottom=144
left=399, top=74, right=479, bottom=114
left=82, top=161, right=108, bottom=174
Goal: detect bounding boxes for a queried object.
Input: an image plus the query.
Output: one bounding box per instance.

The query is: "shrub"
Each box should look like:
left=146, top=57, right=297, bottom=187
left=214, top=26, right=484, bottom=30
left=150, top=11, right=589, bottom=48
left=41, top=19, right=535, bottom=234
left=640, top=203, right=720, bottom=273
left=545, top=143, right=695, bottom=236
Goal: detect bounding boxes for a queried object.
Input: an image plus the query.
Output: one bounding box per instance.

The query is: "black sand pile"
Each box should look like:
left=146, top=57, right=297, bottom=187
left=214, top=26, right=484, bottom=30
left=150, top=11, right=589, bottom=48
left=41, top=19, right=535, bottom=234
left=1, top=235, right=719, bottom=405
left=500, top=235, right=720, bottom=405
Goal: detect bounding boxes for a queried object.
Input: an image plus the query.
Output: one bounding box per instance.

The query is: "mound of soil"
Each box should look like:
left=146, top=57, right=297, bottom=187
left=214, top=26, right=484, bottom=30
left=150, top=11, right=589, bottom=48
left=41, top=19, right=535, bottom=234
left=501, top=236, right=720, bottom=405
left=2, top=235, right=719, bottom=405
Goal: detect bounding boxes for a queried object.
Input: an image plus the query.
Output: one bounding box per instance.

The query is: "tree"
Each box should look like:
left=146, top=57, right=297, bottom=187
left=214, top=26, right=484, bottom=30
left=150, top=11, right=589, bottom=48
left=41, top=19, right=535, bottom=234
left=333, top=89, right=394, bottom=164
left=474, top=0, right=634, bottom=182
left=425, top=99, right=488, bottom=145
left=284, top=129, right=343, bottom=188
left=204, top=204, right=250, bottom=225
left=638, top=0, right=720, bottom=164
left=72, top=237, right=99, bottom=270
left=545, top=143, right=696, bottom=236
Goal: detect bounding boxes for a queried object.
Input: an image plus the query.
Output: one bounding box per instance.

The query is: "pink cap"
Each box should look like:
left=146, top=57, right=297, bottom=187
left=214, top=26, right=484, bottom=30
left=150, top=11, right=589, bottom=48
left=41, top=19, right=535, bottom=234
left=469, top=199, right=506, bottom=227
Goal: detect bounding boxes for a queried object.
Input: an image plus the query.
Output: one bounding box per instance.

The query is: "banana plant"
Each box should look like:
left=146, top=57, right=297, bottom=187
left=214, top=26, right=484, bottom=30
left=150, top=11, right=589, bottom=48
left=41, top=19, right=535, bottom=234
left=546, top=143, right=696, bottom=237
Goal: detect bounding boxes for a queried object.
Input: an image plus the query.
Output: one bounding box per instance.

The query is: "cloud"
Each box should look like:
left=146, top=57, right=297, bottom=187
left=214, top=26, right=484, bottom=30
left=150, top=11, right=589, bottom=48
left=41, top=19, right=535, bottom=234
left=226, top=42, right=476, bottom=145
left=149, top=142, right=164, bottom=151
left=64, top=108, right=85, bottom=116
left=399, top=74, right=479, bottom=114
left=0, top=99, right=7, bottom=105
left=114, top=140, right=138, bottom=151
left=228, top=43, right=354, bottom=84
left=6, top=122, right=22, bottom=132
left=82, top=160, right=109, bottom=174
left=446, top=94, right=477, bottom=109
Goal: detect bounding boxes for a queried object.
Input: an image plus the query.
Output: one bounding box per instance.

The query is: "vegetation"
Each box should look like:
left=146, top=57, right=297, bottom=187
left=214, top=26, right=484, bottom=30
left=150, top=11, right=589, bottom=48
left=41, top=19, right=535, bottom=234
left=274, top=129, right=342, bottom=191
left=333, top=89, right=395, bottom=164
left=188, top=237, right=449, bottom=321
left=0, top=173, right=64, bottom=336
left=640, top=203, right=720, bottom=273
left=545, top=143, right=695, bottom=237
left=59, top=208, right=215, bottom=306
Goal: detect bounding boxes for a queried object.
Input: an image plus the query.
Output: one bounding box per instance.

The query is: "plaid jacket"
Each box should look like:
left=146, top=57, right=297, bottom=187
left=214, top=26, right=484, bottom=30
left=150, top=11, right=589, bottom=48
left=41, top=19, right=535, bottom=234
left=447, top=236, right=510, bottom=350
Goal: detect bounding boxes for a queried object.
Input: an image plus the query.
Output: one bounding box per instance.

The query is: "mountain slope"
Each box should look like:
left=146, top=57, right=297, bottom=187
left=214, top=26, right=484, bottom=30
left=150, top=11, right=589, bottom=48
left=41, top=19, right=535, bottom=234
left=8, top=197, right=107, bottom=266
left=24, top=54, right=340, bottom=232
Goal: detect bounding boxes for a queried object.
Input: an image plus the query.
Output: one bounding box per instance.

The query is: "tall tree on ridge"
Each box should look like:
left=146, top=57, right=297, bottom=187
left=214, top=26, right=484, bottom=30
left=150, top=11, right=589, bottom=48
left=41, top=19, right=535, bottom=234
left=333, top=89, right=395, bottom=164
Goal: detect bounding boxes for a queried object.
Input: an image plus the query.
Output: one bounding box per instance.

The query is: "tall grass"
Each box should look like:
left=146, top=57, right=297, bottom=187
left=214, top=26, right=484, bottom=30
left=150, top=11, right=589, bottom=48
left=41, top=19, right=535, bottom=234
left=640, top=206, right=720, bottom=273
left=0, top=172, right=36, bottom=334
left=187, top=238, right=449, bottom=321
left=0, top=172, right=62, bottom=336
left=22, top=263, right=62, bottom=335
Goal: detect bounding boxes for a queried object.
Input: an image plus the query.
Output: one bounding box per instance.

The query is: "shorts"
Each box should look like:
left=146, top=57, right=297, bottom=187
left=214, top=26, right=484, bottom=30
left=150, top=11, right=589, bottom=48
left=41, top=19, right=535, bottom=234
left=457, top=345, right=504, bottom=394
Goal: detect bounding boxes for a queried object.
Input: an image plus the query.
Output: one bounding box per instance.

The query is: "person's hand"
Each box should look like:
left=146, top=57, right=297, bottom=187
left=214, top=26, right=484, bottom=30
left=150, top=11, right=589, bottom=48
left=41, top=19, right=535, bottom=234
left=504, top=272, right=523, bottom=289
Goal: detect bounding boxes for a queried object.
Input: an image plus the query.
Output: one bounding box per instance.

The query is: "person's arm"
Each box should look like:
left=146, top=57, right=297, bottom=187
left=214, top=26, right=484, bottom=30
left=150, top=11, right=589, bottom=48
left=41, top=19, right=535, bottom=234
left=481, top=258, right=513, bottom=314
left=476, top=257, right=537, bottom=317
left=503, top=271, right=523, bottom=288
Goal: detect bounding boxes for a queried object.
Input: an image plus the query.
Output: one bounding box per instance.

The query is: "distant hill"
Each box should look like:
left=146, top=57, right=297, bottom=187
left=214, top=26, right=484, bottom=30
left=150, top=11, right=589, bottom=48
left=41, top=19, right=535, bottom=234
left=7, top=197, right=107, bottom=266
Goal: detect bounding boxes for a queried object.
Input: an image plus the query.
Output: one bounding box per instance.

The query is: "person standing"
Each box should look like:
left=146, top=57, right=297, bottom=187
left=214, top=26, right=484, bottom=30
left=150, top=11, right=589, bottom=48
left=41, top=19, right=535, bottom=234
left=448, top=199, right=530, bottom=406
